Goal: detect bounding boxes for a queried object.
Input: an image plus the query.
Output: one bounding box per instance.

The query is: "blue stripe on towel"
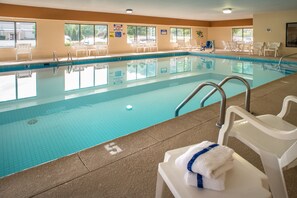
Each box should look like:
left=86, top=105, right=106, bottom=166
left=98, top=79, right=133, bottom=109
left=197, top=174, right=203, bottom=188
left=187, top=143, right=219, bottom=173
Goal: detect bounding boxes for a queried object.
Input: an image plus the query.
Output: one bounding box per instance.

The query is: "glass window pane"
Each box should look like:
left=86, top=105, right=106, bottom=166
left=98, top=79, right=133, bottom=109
left=0, top=74, right=16, bottom=102
left=16, top=22, right=36, bottom=47
left=0, top=21, right=15, bottom=48
left=177, top=28, right=184, bottom=41
left=17, top=72, right=36, bottom=99
left=137, top=26, right=147, bottom=43
left=127, top=26, right=136, bottom=44
left=147, top=27, right=156, bottom=42
left=81, top=25, right=94, bottom=45
left=243, top=28, right=253, bottom=43
left=184, top=28, right=191, bottom=42
left=64, top=24, right=79, bottom=45
left=232, top=28, right=243, bottom=42
left=170, top=28, right=177, bottom=42
left=95, top=25, right=108, bottom=44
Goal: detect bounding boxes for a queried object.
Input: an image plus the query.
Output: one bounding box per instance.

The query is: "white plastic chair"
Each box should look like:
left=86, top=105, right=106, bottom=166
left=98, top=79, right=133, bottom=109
left=72, top=43, right=88, bottom=57
left=251, top=42, right=265, bottom=56
left=16, top=43, right=32, bottom=61
left=264, top=42, right=281, bottom=57
left=156, top=145, right=271, bottom=198
left=218, top=95, right=297, bottom=198
left=88, top=44, right=108, bottom=56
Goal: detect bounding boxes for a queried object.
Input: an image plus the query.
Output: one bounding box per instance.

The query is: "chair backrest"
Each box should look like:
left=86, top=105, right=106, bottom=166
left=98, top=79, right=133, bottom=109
left=205, top=40, right=213, bottom=48
left=16, top=43, right=32, bottom=52
left=253, top=42, right=264, bottom=49
left=177, top=40, right=185, bottom=47
left=267, top=42, right=281, bottom=49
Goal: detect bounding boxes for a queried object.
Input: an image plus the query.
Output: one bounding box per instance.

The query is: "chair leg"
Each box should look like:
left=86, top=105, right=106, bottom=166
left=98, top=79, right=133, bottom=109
left=259, top=150, right=288, bottom=198
left=155, top=170, right=165, bottom=198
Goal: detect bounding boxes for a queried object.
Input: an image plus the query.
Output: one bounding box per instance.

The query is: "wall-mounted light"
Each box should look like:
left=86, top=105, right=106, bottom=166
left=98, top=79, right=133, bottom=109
left=126, top=9, right=133, bottom=14
left=223, top=8, right=232, bottom=14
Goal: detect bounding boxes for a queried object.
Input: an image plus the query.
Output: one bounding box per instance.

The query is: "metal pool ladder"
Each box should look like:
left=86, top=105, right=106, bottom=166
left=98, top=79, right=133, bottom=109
left=53, top=51, right=73, bottom=74
left=175, top=82, right=226, bottom=127
left=201, top=76, right=251, bottom=113
left=175, top=76, right=251, bottom=128
left=278, top=52, right=297, bottom=66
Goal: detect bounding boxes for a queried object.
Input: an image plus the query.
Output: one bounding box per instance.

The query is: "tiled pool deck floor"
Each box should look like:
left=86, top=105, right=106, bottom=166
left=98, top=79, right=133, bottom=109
left=0, top=51, right=297, bottom=198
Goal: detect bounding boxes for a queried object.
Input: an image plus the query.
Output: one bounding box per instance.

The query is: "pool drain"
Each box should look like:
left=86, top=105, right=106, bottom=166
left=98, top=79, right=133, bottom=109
left=27, top=119, right=38, bottom=125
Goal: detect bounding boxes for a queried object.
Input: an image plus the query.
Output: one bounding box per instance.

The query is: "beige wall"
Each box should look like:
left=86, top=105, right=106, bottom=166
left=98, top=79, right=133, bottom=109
left=253, top=10, right=297, bottom=55
left=208, top=27, right=232, bottom=49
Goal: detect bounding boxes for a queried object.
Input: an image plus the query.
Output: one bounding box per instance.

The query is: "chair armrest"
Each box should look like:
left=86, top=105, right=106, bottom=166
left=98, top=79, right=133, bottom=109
left=218, top=106, right=297, bottom=145
left=277, top=95, right=297, bottom=118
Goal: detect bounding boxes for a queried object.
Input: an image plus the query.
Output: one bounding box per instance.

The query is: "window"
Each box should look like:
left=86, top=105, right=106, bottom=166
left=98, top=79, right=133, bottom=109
left=64, top=24, right=108, bottom=46
left=170, top=27, right=191, bottom=42
left=232, top=28, right=253, bottom=43
left=127, top=25, right=156, bottom=44
left=0, top=21, right=36, bottom=48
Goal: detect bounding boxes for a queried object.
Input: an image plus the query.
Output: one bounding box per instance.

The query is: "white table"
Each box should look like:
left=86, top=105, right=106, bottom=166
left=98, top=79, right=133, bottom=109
left=156, top=145, right=272, bottom=198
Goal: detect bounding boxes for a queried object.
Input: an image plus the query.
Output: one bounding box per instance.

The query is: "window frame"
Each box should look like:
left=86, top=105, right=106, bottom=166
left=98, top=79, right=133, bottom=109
left=127, top=25, right=156, bottom=44
left=0, top=20, right=37, bottom=48
left=170, top=27, right=191, bottom=43
left=64, top=23, right=108, bottom=46
left=232, top=27, right=253, bottom=43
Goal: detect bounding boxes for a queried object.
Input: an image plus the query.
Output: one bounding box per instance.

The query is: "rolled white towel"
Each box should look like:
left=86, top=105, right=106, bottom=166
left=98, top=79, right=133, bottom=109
left=184, top=171, right=226, bottom=191
left=175, top=141, right=234, bottom=178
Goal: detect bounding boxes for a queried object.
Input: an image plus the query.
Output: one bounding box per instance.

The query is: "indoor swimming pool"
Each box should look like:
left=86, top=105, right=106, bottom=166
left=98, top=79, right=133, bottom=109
left=0, top=53, right=296, bottom=177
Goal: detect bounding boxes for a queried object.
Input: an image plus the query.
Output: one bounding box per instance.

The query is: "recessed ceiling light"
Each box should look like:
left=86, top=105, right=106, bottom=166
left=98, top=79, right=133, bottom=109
left=126, top=9, right=133, bottom=14
left=223, top=8, right=232, bottom=14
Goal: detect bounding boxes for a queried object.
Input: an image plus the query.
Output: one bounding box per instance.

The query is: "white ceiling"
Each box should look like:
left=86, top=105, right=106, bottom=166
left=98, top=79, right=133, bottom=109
left=1, top=0, right=297, bottom=21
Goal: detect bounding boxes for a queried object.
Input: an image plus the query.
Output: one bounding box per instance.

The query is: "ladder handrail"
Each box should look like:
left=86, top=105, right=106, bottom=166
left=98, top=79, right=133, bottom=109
left=175, top=82, right=226, bottom=127
left=278, top=53, right=297, bottom=66
left=53, top=51, right=59, bottom=62
left=200, top=76, right=251, bottom=113
left=67, top=51, right=73, bottom=62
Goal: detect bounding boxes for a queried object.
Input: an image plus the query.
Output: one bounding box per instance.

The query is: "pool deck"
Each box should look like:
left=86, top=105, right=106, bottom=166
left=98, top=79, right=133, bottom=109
left=0, top=51, right=297, bottom=198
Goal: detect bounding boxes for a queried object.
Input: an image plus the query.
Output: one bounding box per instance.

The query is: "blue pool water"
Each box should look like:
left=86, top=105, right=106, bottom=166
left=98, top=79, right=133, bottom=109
left=0, top=54, right=296, bottom=177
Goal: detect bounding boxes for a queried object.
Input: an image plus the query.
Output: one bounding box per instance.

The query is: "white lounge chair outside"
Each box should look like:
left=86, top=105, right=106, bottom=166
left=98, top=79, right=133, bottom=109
left=264, top=42, right=281, bottom=57
left=218, top=95, right=297, bottom=198
left=16, top=43, right=32, bottom=61
left=156, top=145, right=271, bottom=198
